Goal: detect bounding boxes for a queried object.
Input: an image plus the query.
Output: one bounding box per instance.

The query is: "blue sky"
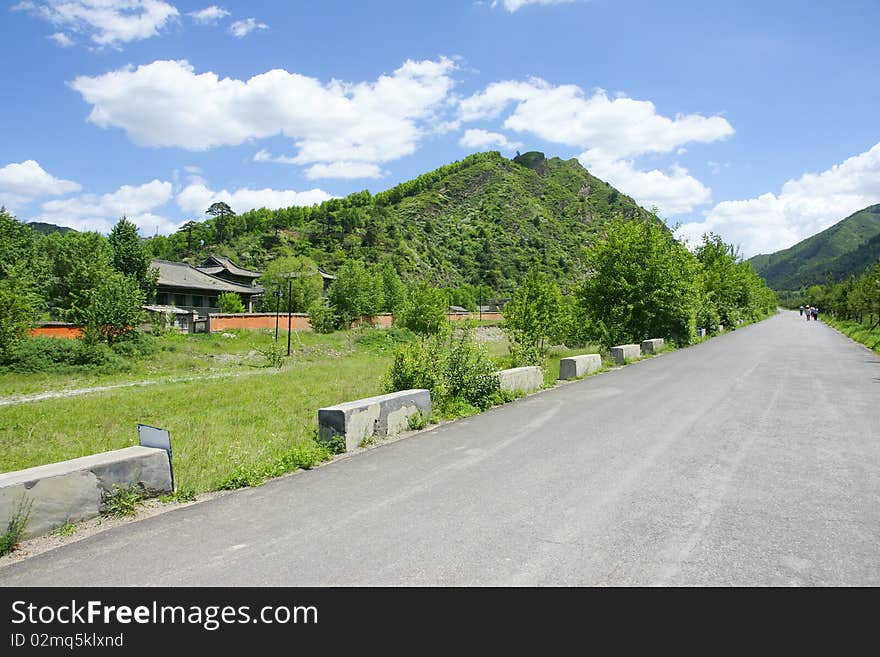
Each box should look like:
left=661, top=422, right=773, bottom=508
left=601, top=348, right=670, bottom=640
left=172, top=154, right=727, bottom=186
left=1, top=0, right=878, bottom=257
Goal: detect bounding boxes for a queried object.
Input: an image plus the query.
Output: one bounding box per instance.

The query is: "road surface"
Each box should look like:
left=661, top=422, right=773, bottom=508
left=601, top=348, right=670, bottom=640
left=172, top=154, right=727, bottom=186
left=2, top=311, right=878, bottom=585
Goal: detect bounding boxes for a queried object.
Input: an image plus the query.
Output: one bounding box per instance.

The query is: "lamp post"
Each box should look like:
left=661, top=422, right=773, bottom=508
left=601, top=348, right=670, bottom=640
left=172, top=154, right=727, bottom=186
left=274, top=290, right=282, bottom=341
left=287, top=276, right=293, bottom=357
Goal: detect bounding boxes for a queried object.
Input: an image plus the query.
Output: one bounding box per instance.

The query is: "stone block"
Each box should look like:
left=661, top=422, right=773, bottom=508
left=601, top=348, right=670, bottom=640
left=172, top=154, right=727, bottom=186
left=558, top=354, right=602, bottom=380
left=318, top=389, right=431, bottom=452
left=496, top=366, right=544, bottom=393
left=0, top=446, right=173, bottom=539
left=610, top=344, right=641, bottom=364
left=641, top=338, right=665, bottom=354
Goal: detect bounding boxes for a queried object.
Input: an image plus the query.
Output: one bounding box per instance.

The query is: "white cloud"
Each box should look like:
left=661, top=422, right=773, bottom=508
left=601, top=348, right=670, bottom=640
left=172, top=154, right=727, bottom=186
left=460, top=79, right=731, bottom=217
left=459, top=128, right=523, bottom=151
left=676, top=142, right=880, bottom=258
left=461, top=81, right=733, bottom=161
left=303, top=162, right=384, bottom=180
left=188, top=5, right=228, bottom=24
left=49, top=31, right=74, bottom=46
left=34, top=179, right=175, bottom=233
left=15, top=1, right=179, bottom=47
left=71, top=57, right=457, bottom=175
left=491, top=0, right=579, bottom=12
left=0, top=160, right=81, bottom=207
left=176, top=183, right=333, bottom=216
left=585, top=156, right=711, bottom=215
left=229, top=17, right=267, bottom=38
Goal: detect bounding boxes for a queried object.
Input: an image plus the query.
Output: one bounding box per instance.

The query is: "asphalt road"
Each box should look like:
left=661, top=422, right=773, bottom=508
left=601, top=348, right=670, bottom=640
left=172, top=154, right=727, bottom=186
left=2, top=311, right=878, bottom=586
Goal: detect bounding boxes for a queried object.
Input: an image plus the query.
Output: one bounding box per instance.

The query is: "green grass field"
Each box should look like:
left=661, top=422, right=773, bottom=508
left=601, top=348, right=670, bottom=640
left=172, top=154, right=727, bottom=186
left=0, top=329, right=392, bottom=492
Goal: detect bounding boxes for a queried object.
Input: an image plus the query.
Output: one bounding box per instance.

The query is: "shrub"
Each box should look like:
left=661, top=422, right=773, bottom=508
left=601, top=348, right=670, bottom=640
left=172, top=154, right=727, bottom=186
left=385, top=329, right=500, bottom=415
left=0, top=284, right=33, bottom=356
left=308, top=300, right=337, bottom=334
left=395, top=284, right=449, bottom=336
left=102, top=483, right=144, bottom=517
left=0, top=336, right=130, bottom=374
left=355, top=326, right=418, bottom=352
left=218, top=292, right=245, bottom=314
left=0, top=495, right=32, bottom=556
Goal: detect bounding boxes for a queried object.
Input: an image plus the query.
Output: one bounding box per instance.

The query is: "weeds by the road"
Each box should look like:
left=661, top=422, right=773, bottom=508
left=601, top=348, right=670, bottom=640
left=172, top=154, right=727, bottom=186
left=0, top=495, right=32, bottom=556
left=825, top=317, right=880, bottom=353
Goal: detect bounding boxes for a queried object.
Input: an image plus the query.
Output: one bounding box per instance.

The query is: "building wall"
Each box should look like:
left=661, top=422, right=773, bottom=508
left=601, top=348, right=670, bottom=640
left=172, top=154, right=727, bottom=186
left=29, top=324, right=82, bottom=339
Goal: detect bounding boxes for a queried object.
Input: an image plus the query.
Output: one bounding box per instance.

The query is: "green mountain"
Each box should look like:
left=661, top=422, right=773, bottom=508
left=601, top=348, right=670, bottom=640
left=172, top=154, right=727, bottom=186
left=26, top=221, right=75, bottom=235
left=749, top=204, right=880, bottom=290
left=148, top=151, right=656, bottom=293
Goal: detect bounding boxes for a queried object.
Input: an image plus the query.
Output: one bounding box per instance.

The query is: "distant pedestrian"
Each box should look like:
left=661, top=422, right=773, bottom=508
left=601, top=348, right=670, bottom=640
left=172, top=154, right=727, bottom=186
left=799, top=305, right=804, bottom=316
left=812, top=306, right=819, bottom=321
left=805, top=306, right=811, bottom=321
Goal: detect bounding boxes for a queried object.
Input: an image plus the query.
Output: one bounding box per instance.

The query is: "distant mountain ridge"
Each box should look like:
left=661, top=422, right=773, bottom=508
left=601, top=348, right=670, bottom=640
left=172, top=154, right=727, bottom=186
left=748, top=204, right=880, bottom=290
left=26, top=221, right=75, bottom=235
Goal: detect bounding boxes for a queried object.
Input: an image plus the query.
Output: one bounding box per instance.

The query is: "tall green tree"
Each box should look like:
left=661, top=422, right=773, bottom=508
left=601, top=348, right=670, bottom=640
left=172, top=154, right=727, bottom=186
left=260, top=255, right=323, bottom=313
left=80, top=272, right=146, bottom=344
left=577, top=217, right=700, bottom=347
left=395, top=284, right=449, bottom=336
left=108, top=216, right=158, bottom=297
left=327, top=260, right=384, bottom=326
left=206, top=202, right=235, bottom=243
left=502, top=265, right=561, bottom=365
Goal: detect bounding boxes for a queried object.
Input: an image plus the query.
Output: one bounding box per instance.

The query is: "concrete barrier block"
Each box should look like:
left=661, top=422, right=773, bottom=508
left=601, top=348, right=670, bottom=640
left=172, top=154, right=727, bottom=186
left=496, top=366, right=544, bottom=393
left=641, top=338, right=665, bottom=355
left=558, top=354, right=602, bottom=380
left=610, top=344, right=641, bottom=364
left=0, top=446, right=172, bottom=539
left=318, top=389, right=431, bottom=452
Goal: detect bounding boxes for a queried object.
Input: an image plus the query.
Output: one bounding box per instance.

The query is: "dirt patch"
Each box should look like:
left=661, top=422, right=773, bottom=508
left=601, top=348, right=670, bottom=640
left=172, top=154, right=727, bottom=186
left=474, top=326, right=505, bottom=343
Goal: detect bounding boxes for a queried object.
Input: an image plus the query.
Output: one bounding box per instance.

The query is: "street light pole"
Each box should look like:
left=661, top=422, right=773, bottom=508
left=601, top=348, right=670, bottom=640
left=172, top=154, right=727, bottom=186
left=286, top=276, right=293, bottom=357
left=274, top=290, right=281, bottom=341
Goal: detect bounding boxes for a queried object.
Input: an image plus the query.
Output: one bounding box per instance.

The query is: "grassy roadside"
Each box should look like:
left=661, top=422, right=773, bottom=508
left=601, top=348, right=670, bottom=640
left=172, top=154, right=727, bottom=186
left=0, top=333, right=392, bottom=493
left=824, top=317, right=880, bottom=353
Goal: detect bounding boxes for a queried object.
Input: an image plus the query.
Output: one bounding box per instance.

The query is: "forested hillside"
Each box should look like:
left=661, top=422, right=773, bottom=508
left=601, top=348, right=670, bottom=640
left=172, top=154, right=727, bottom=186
left=749, top=204, right=880, bottom=291
left=146, top=151, right=656, bottom=293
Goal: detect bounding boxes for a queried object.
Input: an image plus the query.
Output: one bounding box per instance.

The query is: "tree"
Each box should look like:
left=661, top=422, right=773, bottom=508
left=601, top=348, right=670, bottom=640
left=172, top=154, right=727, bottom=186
left=327, top=260, right=384, bottom=326
left=108, top=216, right=158, bottom=297
left=49, top=231, right=115, bottom=322
left=0, top=282, right=34, bottom=355
left=177, top=220, right=201, bottom=252
left=80, top=272, right=145, bottom=344
left=217, top=292, right=245, bottom=313
left=206, top=202, right=235, bottom=243
left=502, top=265, right=561, bottom=365
left=259, top=256, right=323, bottom=313
left=395, top=283, right=449, bottom=336
left=379, top=262, right=406, bottom=314
left=576, top=217, right=700, bottom=348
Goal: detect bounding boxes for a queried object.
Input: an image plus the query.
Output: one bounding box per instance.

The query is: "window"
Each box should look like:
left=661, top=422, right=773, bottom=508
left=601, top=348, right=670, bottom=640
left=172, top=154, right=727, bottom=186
left=208, top=296, right=218, bottom=308
left=174, top=294, right=187, bottom=307
left=156, top=292, right=169, bottom=305
left=191, top=295, right=203, bottom=308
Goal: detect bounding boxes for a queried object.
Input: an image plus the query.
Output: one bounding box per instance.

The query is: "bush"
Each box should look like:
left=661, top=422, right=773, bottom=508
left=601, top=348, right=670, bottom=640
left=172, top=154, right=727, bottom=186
left=218, top=292, right=245, bottom=314
left=0, top=336, right=129, bottom=374
left=0, top=285, right=33, bottom=356
left=385, top=329, right=500, bottom=415
left=395, top=284, right=449, bottom=336
left=109, top=331, right=158, bottom=359
left=0, top=495, right=32, bottom=556
left=308, top=301, right=337, bottom=334
left=355, top=327, right=418, bottom=352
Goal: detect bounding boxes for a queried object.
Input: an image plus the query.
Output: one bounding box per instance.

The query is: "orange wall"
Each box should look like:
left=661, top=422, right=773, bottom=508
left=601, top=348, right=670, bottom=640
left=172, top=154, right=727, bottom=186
left=29, top=325, right=82, bottom=339
left=209, top=313, right=312, bottom=332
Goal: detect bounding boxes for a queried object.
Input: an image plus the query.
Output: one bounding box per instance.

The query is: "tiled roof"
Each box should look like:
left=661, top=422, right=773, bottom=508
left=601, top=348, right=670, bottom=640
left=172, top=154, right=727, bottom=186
left=199, top=255, right=261, bottom=279
left=152, top=260, right=263, bottom=295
